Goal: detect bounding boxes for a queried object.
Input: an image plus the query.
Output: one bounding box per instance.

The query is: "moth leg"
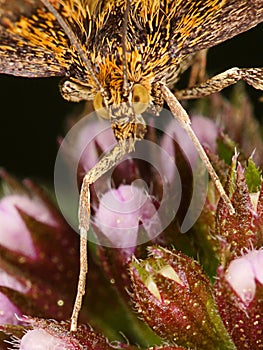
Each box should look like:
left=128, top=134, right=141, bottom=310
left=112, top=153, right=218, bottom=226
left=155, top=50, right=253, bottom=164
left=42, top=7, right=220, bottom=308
left=175, top=67, right=263, bottom=99
left=188, top=49, right=208, bottom=87
left=71, top=138, right=136, bottom=332
left=161, top=83, right=235, bottom=214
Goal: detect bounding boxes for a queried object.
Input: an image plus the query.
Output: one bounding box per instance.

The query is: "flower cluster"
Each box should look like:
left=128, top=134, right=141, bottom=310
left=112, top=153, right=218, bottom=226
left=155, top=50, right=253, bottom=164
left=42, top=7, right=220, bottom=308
left=0, top=89, right=262, bottom=349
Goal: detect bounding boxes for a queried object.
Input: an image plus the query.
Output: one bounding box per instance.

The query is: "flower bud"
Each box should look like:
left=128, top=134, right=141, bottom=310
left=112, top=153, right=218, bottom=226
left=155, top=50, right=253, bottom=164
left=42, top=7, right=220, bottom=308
left=215, top=249, right=263, bottom=349
left=0, top=174, right=81, bottom=325
left=216, top=158, right=263, bottom=262
left=130, top=247, right=235, bottom=350
left=70, top=117, right=116, bottom=173
left=93, top=183, right=162, bottom=301
left=0, top=293, right=22, bottom=325
left=60, top=112, right=143, bottom=208
left=226, top=250, right=263, bottom=304
left=0, top=194, right=49, bottom=259
left=94, top=184, right=162, bottom=249
left=160, top=115, right=218, bottom=183
left=8, top=317, right=133, bottom=350
left=0, top=268, right=29, bottom=325
left=19, top=329, right=75, bottom=350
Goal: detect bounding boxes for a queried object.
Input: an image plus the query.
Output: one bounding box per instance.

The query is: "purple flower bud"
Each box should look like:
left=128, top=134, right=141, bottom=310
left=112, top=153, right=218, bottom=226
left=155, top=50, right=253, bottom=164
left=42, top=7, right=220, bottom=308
left=160, top=115, right=218, bottom=182
left=93, top=184, right=163, bottom=300
left=0, top=269, right=28, bottom=294
left=0, top=194, right=58, bottom=259
left=0, top=270, right=28, bottom=325
left=13, top=317, right=119, bottom=350
left=0, top=269, right=30, bottom=325
left=19, top=329, right=75, bottom=350
left=216, top=158, right=263, bottom=261
left=79, top=122, right=116, bottom=171
left=0, top=293, right=22, bottom=325
left=130, top=247, right=234, bottom=350
left=215, top=249, right=263, bottom=349
left=94, top=184, right=162, bottom=248
left=66, top=118, right=116, bottom=172
left=225, top=249, right=263, bottom=304
left=0, top=178, right=81, bottom=325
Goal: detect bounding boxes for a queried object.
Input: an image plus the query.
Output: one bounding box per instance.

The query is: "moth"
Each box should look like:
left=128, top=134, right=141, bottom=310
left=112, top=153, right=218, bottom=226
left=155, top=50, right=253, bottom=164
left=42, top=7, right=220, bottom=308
left=0, top=0, right=262, bottom=332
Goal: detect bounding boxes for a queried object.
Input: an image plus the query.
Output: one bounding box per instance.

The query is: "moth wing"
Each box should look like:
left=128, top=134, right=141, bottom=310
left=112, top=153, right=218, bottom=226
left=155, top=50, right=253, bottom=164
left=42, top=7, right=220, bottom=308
left=0, top=31, right=67, bottom=77
left=169, top=0, right=263, bottom=56
left=0, top=0, right=42, bottom=22
left=0, top=0, right=90, bottom=77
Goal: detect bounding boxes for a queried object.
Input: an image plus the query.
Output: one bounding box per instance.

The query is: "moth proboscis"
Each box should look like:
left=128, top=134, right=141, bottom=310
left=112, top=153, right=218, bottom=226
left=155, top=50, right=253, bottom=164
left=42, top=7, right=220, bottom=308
left=0, top=0, right=262, bottom=332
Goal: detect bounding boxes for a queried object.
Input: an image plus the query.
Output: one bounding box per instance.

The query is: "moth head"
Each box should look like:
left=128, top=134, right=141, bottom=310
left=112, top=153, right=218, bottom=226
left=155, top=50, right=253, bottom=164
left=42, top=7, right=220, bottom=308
left=93, top=83, right=150, bottom=120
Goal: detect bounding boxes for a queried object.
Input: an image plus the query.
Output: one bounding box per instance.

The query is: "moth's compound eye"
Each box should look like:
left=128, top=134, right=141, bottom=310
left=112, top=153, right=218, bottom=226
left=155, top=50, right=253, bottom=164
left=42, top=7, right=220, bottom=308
left=93, top=92, right=109, bottom=119
left=132, top=84, right=150, bottom=114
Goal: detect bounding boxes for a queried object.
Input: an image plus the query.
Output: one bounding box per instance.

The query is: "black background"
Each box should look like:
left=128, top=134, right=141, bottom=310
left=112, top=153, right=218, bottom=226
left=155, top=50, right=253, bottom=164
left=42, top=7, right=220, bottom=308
left=0, top=23, right=262, bottom=182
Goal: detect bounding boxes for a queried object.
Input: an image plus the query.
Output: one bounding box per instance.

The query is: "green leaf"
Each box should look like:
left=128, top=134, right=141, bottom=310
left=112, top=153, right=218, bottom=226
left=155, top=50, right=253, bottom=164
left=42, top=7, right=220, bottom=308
left=217, top=135, right=236, bottom=165
left=245, top=158, right=262, bottom=193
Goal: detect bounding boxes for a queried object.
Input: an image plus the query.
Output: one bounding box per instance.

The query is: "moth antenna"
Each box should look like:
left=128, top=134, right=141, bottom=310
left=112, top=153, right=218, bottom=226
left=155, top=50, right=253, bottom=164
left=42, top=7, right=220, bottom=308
left=122, top=0, right=131, bottom=94
left=40, top=0, right=105, bottom=95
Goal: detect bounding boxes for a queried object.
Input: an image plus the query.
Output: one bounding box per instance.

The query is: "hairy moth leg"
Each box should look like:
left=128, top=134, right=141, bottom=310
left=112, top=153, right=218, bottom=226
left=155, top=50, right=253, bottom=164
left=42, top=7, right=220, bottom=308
left=161, top=84, right=235, bottom=214
left=175, top=67, right=263, bottom=99
left=71, top=138, right=136, bottom=332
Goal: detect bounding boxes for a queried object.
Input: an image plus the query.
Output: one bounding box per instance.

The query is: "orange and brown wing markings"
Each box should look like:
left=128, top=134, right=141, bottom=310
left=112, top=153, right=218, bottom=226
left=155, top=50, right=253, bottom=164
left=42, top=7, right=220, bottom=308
left=0, top=0, right=42, bottom=24
left=0, top=0, right=71, bottom=77
left=169, top=0, right=263, bottom=56
left=0, top=30, right=66, bottom=77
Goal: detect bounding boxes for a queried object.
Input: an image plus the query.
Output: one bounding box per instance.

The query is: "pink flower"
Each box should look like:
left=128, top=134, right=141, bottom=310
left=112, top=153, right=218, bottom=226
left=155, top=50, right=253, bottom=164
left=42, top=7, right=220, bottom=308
left=10, top=317, right=123, bottom=350
left=160, top=115, right=218, bottom=182
left=0, top=183, right=80, bottom=326
left=0, top=268, right=29, bottom=325
left=19, top=329, right=75, bottom=350
left=69, top=118, right=116, bottom=172
left=0, top=270, right=29, bottom=325
left=0, top=269, right=28, bottom=294
left=0, top=293, right=22, bottom=325
left=215, top=249, right=263, bottom=349
left=225, top=249, right=263, bottom=304
left=0, top=194, right=57, bottom=259
left=94, top=184, right=162, bottom=248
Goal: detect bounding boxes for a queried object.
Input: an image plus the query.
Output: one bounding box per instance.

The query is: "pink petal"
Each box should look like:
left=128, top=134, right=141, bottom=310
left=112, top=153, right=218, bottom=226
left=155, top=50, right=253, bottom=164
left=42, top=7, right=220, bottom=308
left=225, top=257, right=256, bottom=304
left=0, top=195, right=57, bottom=258
left=19, top=329, right=75, bottom=350
left=245, top=249, right=263, bottom=284
left=74, top=119, right=116, bottom=171
left=0, top=269, right=29, bottom=293
left=191, top=116, right=218, bottom=152
left=95, top=185, right=161, bottom=248
left=161, top=115, right=218, bottom=182
left=0, top=293, right=22, bottom=325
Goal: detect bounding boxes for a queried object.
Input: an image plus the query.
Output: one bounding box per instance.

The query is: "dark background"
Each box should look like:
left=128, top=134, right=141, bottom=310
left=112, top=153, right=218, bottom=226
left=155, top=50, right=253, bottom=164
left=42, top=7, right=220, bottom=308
left=0, top=23, right=262, bottom=183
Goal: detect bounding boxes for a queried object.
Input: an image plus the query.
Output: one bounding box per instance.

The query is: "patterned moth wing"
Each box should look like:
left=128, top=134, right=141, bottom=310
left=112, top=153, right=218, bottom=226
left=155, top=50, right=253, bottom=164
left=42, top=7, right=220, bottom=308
left=0, top=0, right=262, bottom=90
left=74, top=0, right=263, bottom=108
left=0, top=0, right=39, bottom=22
left=167, top=0, right=263, bottom=56
left=0, top=0, right=95, bottom=78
